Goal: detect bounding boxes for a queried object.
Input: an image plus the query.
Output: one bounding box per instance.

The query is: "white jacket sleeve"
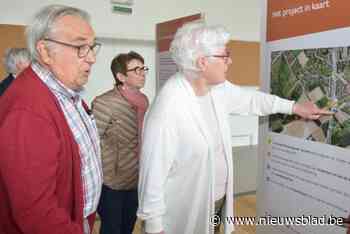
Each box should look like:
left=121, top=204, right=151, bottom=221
left=137, top=112, right=177, bottom=233
left=221, top=81, right=294, bottom=115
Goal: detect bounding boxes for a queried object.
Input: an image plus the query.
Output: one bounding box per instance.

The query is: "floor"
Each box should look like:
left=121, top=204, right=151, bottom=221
left=92, top=194, right=256, bottom=234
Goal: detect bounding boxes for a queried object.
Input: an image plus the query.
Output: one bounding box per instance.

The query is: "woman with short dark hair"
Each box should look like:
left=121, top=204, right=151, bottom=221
left=92, top=51, right=149, bottom=234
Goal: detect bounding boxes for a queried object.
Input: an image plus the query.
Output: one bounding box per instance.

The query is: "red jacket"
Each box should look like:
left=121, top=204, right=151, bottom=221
left=0, top=67, right=95, bottom=234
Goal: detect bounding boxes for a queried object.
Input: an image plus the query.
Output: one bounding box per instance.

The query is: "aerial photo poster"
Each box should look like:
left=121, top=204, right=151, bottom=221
left=257, top=1, right=350, bottom=234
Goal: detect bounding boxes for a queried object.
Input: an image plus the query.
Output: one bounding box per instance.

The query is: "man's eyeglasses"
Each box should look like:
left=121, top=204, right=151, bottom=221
left=44, top=38, right=102, bottom=58
left=206, top=52, right=231, bottom=63
left=126, top=66, right=149, bottom=75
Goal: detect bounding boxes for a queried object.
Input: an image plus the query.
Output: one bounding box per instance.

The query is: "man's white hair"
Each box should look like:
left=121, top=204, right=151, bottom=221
left=26, top=4, right=90, bottom=63
left=170, top=21, right=230, bottom=72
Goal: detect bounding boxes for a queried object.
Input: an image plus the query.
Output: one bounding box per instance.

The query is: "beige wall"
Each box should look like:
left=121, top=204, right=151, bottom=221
left=0, top=24, right=26, bottom=80
left=227, top=40, right=260, bottom=86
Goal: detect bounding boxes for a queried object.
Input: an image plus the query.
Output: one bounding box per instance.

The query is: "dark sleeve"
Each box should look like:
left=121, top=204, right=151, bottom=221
left=0, top=109, right=83, bottom=234
left=0, top=75, right=14, bottom=96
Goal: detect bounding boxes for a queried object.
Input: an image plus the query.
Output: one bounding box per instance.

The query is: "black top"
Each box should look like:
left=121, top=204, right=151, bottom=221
left=0, top=74, right=15, bottom=96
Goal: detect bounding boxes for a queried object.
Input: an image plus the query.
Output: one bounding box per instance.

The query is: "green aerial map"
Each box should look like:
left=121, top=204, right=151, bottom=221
left=270, top=47, right=350, bottom=148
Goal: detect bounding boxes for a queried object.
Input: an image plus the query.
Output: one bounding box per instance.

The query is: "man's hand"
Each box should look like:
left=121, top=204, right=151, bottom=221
left=292, top=101, right=334, bottom=120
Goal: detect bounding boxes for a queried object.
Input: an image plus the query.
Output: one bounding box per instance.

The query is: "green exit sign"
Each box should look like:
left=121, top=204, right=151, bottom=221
left=112, top=5, right=132, bottom=14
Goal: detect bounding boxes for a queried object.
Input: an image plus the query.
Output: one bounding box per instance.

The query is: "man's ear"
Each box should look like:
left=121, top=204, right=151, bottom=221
left=36, top=40, right=52, bottom=64
left=116, top=72, right=126, bottom=83
left=196, top=56, right=207, bottom=72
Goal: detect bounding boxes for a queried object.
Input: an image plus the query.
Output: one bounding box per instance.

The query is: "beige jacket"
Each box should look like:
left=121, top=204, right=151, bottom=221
left=92, top=87, right=139, bottom=190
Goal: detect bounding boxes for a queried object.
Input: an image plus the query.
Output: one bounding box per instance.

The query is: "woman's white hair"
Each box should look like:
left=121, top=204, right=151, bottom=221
left=26, top=4, right=90, bottom=62
left=3, top=48, right=30, bottom=74
left=170, top=21, right=230, bottom=72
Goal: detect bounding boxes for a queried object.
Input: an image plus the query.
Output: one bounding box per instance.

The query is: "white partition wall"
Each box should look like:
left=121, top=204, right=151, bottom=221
left=0, top=0, right=261, bottom=42
left=1, top=0, right=261, bottom=105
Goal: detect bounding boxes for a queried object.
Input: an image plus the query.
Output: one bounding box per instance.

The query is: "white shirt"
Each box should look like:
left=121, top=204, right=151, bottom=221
left=198, top=93, right=228, bottom=201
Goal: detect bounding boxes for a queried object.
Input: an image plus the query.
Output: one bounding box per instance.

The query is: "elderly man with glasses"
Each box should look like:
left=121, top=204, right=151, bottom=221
left=0, top=4, right=102, bottom=234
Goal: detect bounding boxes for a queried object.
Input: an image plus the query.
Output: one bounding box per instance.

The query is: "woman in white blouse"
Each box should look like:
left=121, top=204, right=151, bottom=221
left=137, top=21, right=332, bottom=234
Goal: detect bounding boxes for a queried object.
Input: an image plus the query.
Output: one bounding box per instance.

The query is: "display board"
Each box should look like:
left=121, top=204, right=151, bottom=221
left=257, top=1, right=350, bottom=234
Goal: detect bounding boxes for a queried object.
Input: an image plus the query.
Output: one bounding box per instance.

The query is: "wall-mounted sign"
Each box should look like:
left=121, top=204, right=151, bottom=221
left=111, top=0, right=133, bottom=14
left=111, top=0, right=133, bottom=5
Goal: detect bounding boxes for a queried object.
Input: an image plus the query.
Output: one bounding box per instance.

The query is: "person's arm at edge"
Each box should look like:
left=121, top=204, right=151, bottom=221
left=223, top=81, right=333, bottom=119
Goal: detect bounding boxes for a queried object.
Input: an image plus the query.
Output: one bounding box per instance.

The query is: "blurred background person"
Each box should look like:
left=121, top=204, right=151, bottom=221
left=92, top=51, right=149, bottom=234
left=0, top=47, right=30, bottom=96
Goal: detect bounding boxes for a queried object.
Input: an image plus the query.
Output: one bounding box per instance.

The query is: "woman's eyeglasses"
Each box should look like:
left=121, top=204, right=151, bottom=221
left=206, top=52, right=231, bottom=63
left=126, top=66, right=149, bottom=75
